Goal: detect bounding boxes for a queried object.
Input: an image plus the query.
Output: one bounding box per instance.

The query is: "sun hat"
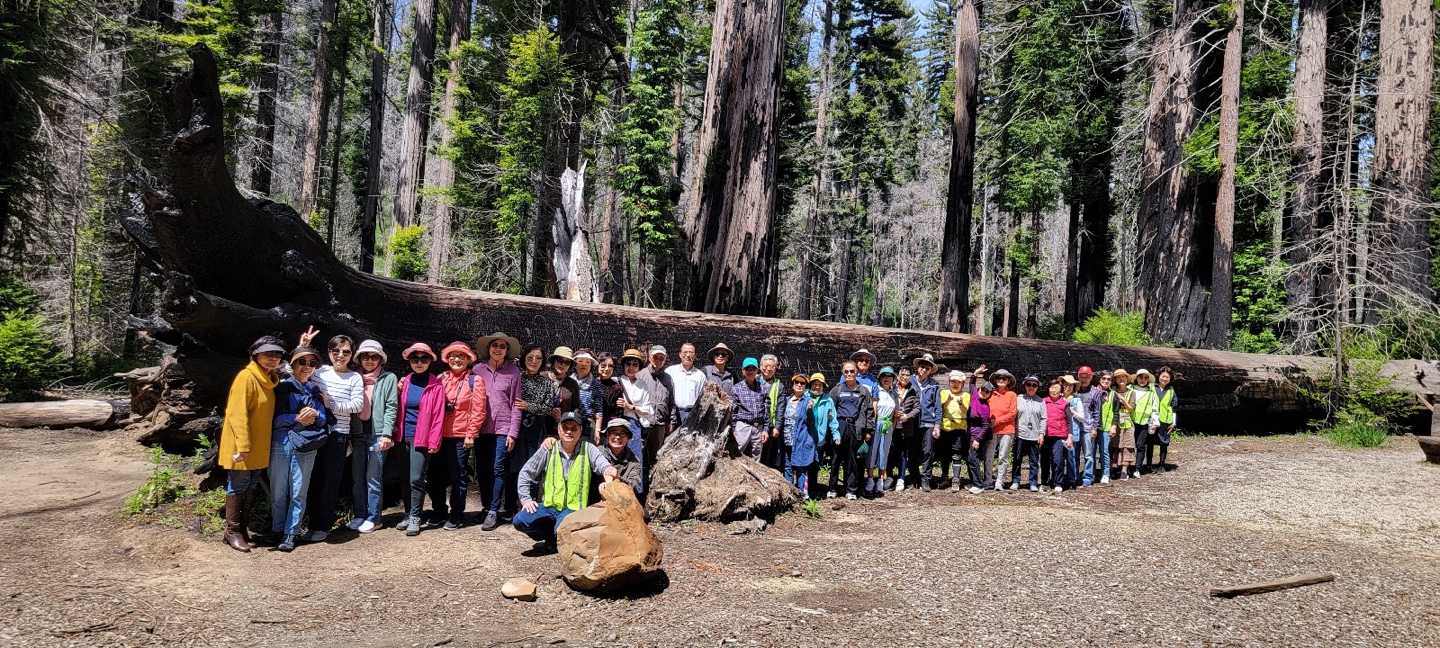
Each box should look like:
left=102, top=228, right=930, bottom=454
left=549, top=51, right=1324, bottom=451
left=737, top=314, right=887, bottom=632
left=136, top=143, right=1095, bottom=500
left=401, top=342, right=437, bottom=360
left=251, top=341, right=286, bottom=356
left=790, top=373, right=809, bottom=384
left=707, top=343, right=734, bottom=360
left=912, top=353, right=937, bottom=369
left=1022, top=375, right=1041, bottom=386
left=947, top=370, right=966, bottom=382
left=1134, top=368, right=1154, bottom=379
left=573, top=350, right=595, bottom=362
left=648, top=345, right=667, bottom=358
left=878, top=366, right=897, bottom=378
left=290, top=346, right=322, bottom=363
left=808, top=372, right=829, bottom=389
left=604, top=418, right=633, bottom=436
left=440, top=341, right=478, bottom=363
left=475, top=332, right=521, bottom=361
left=850, top=348, right=876, bottom=363
left=1113, top=368, right=1131, bottom=380
left=356, top=339, right=387, bottom=363
left=550, top=346, right=575, bottom=362
left=1060, top=374, right=1079, bottom=385
left=741, top=357, right=760, bottom=370
left=621, top=348, right=645, bottom=363
left=990, top=369, right=1015, bottom=382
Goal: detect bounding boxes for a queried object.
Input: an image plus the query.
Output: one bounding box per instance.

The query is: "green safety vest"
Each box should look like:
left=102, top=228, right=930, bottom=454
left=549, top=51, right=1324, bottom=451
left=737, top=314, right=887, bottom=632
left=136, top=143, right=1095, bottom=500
left=1156, top=387, right=1176, bottom=424
left=542, top=444, right=591, bottom=511
left=1101, top=389, right=1136, bottom=430
left=1132, top=385, right=1157, bottom=425
left=768, top=380, right=782, bottom=427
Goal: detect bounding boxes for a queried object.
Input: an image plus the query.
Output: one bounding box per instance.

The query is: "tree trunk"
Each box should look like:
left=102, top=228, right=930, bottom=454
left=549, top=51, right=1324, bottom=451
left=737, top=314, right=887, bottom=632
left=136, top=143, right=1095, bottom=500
left=323, top=14, right=352, bottom=248
left=427, top=0, right=470, bottom=282
left=0, top=400, right=119, bottom=429
left=392, top=0, right=438, bottom=228
left=359, top=0, right=391, bottom=274
left=681, top=0, right=786, bottom=314
left=298, top=0, right=339, bottom=219
left=1367, top=0, right=1435, bottom=311
left=798, top=0, right=834, bottom=322
left=1135, top=0, right=1219, bottom=345
left=1207, top=0, right=1243, bottom=349
left=937, top=0, right=980, bottom=333
left=1286, top=0, right=1327, bottom=346
left=249, top=8, right=282, bottom=195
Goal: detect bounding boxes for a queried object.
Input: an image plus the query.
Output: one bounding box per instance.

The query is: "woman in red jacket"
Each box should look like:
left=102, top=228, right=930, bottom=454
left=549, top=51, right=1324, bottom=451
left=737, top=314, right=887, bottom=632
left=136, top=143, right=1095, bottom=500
left=985, top=369, right=1018, bottom=491
left=426, top=341, right=487, bottom=530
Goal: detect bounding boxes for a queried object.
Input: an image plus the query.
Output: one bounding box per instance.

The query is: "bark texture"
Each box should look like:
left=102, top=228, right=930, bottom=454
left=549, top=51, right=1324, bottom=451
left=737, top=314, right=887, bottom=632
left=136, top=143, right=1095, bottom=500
left=1368, top=0, right=1435, bottom=309
left=936, top=0, right=980, bottom=333
left=1207, top=1, right=1243, bottom=349
left=360, top=0, right=391, bottom=273
left=298, top=0, right=339, bottom=218
left=427, top=0, right=470, bottom=280
left=1287, top=0, right=1328, bottom=345
left=392, top=0, right=438, bottom=228
left=682, top=0, right=786, bottom=315
left=248, top=9, right=282, bottom=195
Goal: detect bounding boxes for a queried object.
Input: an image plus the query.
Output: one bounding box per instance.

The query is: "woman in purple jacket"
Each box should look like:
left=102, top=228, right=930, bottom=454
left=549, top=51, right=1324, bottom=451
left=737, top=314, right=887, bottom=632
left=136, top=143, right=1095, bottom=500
left=472, top=332, right=521, bottom=531
left=964, top=379, right=993, bottom=493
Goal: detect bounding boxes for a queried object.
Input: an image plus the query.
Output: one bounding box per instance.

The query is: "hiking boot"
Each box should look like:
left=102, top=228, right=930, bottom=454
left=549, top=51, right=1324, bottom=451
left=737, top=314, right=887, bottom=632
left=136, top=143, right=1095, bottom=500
left=1155, top=466, right=1167, bottom=475
left=920, top=478, right=932, bottom=492
left=405, top=517, right=422, bottom=536
left=223, top=494, right=250, bottom=553
left=276, top=535, right=296, bottom=552
left=480, top=511, right=500, bottom=531
left=239, top=491, right=258, bottom=548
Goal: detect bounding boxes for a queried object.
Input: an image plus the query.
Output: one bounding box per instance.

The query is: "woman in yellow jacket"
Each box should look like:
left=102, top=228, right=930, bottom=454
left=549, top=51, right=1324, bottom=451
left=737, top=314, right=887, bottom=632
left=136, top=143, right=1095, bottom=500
left=219, top=336, right=285, bottom=552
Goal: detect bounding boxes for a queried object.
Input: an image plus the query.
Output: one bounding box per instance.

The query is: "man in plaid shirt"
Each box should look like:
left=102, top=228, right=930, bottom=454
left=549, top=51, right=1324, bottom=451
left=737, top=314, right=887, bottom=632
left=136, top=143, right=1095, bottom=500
left=730, top=357, right=770, bottom=461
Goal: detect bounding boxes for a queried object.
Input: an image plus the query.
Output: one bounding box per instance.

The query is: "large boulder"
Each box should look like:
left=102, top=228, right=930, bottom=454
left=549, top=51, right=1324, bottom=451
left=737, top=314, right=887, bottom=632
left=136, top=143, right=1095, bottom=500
left=647, top=383, right=803, bottom=522
left=555, top=482, right=663, bottom=592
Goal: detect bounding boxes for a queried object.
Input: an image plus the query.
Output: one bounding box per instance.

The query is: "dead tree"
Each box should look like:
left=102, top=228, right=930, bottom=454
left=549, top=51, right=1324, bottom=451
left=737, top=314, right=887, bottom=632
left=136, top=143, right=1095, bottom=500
left=936, top=0, right=980, bottom=334
left=391, top=0, right=437, bottom=228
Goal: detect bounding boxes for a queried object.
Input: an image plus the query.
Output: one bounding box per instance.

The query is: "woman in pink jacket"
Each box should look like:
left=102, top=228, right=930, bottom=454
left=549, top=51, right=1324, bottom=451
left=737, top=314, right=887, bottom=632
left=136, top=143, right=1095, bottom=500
left=1041, top=379, right=1073, bottom=492
left=394, top=343, right=446, bottom=537
left=425, top=342, right=487, bottom=530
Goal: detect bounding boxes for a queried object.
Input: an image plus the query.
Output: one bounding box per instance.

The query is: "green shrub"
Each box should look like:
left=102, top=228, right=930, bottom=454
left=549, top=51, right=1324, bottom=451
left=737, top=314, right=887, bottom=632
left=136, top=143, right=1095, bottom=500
left=389, top=225, right=427, bottom=282
left=801, top=498, right=822, bottom=519
left=125, top=446, right=198, bottom=514
left=1036, top=315, right=1074, bottom=341
left=1072, top=309, right=1153, bottom=346
left=0, top=309, right=63, bottom=398
left=1302, top=332, right=1414, bottom=446
left=1321, top=413, right=1390, bottom=448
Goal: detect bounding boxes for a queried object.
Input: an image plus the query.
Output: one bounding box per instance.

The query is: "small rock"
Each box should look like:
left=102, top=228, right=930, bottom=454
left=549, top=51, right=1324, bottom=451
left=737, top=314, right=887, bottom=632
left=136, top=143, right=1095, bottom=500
left=501, top=578, right=537, bottom=602
left=790, top=570, right=802, bottom=578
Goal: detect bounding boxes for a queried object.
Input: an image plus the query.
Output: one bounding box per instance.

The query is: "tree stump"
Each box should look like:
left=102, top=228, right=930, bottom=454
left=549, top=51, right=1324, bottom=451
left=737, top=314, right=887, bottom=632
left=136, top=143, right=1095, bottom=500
left=646, top=383, right=803, bottom=522
left=1418, top=436, right=1440, bottom=464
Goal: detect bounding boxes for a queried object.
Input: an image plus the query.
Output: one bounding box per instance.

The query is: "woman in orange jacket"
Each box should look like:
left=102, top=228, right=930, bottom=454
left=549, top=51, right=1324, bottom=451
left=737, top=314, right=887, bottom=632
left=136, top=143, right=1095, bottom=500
left=426, top=341, right=488, bottom=530
left=984, top=368, right=1018, bottom=490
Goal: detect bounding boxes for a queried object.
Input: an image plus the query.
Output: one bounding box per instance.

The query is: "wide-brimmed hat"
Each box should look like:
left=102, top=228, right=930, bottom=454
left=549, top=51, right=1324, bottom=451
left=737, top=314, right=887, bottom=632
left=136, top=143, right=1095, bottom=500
left=290, top=346, right=322, bottom=363
left=1060, top=374, right=1079, bottom=385
left=440, top=341, right=478, bottom=363
left=1113, top=368, right=1132, bottom=380
left=550, top=346, right=575, bottom=362
left=790, top=373, right=809, bottom=384
left=356, top=339, right=387, bottom=363
left=990, top=369, right=1015, bottom=382
left=604, top=418, right=633, bottom=437
left=850, top=348, right=876, bottom=363
left=401, top=342, right=437, bottom=360
left=621, top=348, right=645, bottom=363
left=707, top=343, right=734, bottom=360
left=808, top=372, right=829, bottom=389
left=475, top=332, right=521, bottom=361
left=1134, top=368, right=1154, bottom=380
left=912, top=353, right=937, bottom=369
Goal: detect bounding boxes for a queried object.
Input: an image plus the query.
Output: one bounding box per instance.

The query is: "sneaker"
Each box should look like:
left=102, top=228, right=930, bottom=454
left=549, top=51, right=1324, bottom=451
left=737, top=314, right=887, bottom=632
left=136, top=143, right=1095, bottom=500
left=865, top=478, right=876, bottom=493
left=882, top=477, right=895, bottom=490
left=424, top=517, right=444, bottom=529
left=1029, top=484, right=1039, bottom=492
left=1009, top=482, right=1019, bottom=491
left=1131, top=471, right=1140, bottom=479
left=826, top=490, right=837, bottom=499
left=950, top=482, right=960, bottom=492
left=846, top=493, right=857, bottom=500
left=920, top=480, right=932, bottom=492
left=1054, top=486, right=1064, bottom=493
left=480, top=512, right=500, bottom=531
left=348, top=519, right=365, bottom=531
left=395, top=518, right=411, bottom=532
left=1100, top=475, right=1110, bottom=484
left=895, top=481, right=906, bottom=492
left=276, top=535, right=296, bottom=552
left=405, top=517, right=422, bottom=537
left=443, top=520, right=463, bottom=531
left=994, top=482, right=1003, bottom=491
left=967, top=486, right=983, bottom=495
left=306, top=530, right=329, bottom=542
left=357, top=520, right=379, bottom=533
left=1120, top=472, right=1129, bottom=480
left=1155, top=466, right=1167, bottom=475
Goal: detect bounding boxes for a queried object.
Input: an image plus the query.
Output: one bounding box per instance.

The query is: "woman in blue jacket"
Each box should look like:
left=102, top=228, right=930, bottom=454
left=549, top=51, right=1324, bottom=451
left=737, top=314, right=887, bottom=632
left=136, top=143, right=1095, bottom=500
left=788, top=373, right=836, bottom=499
left=269, top=347, right=335, bottom=552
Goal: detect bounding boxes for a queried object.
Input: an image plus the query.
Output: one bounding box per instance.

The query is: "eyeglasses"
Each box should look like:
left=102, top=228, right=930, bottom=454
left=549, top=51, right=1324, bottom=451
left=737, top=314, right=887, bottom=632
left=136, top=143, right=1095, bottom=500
left=409, top=355, right=433, bottom=363
left=293, top=358, right=320, bottom=368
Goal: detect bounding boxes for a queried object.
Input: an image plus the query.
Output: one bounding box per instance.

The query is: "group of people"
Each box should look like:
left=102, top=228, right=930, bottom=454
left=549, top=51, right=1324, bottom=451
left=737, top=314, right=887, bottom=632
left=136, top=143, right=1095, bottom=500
left=217, top=332, right=1179, bottom=554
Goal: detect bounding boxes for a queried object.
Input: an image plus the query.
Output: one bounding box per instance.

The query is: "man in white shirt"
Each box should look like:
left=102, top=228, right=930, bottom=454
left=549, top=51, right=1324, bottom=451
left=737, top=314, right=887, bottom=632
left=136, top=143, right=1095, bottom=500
left=664, top=342, right=707, bottom=427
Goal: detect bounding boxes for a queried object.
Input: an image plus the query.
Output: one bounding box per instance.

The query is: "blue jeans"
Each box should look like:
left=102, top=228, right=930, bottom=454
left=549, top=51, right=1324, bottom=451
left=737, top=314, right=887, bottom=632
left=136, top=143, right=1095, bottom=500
left=225, top=468, right=261, bottom=495
left=269, top=436, right=318, bottom=536
left=1011, top=438, right=1041, bottom=486
left=473, top=434, right=510, bottom=514
left=513, top=505, right=573, bottom=542
left=350, top=431, right=386, bottom=524
left=1095, top=431, right=1111, bottom=481
left=1079, top=430, right=1096, bottom=486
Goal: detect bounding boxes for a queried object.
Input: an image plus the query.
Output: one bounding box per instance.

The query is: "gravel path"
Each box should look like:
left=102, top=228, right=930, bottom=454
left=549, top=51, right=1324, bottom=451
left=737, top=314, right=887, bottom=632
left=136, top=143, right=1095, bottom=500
left=1, top=429, right=1437, bottom=647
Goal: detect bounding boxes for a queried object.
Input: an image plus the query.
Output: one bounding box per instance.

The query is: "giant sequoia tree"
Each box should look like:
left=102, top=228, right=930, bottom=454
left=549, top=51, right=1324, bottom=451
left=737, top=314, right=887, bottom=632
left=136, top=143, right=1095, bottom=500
left=936, top=0, right=979, bottom=333
left=682, top=0, right=786, bottom=314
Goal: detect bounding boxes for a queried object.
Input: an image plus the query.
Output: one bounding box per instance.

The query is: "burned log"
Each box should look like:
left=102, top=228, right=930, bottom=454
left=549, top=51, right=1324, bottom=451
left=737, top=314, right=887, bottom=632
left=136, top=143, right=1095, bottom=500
left=120, top=46, right=1439, bottom=436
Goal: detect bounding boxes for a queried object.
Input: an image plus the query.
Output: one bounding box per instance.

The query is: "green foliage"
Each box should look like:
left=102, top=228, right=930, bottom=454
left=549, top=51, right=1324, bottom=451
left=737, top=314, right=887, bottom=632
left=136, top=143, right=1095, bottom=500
left=613, top=0, right=687, bottom=251
left=161, top=1, right=282, bottom=124
left=801, top=498, right=822, bottom=519
left=1321, top=413, right=1390, bottom=448
left=1036, top=315, right=1074, bottom=342
left=1072, top=309, right=1153, bottom=346
left=0, top=310, right=63, bottom=398
left=833, top=0, right=921, bottom=201
left=1229, top=243, right=1285, bottom=352
left=388, top=225, right=427, bottom=282
left=125, top=447, right=200, bottom=515
left=1302, top=333, right=1415, bottom=444
left=494, top=28, right=569, bottom=250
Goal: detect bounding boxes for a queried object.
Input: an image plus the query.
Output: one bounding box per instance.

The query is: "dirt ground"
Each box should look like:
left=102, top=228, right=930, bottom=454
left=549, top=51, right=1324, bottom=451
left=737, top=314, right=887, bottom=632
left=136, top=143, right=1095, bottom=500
left=1, top=428, right=1438, bottom=648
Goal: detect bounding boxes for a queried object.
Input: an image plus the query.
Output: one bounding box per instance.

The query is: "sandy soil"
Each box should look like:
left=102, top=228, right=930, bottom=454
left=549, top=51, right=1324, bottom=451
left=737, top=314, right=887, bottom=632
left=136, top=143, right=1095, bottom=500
left=1, top=428, right=1438, bottom=647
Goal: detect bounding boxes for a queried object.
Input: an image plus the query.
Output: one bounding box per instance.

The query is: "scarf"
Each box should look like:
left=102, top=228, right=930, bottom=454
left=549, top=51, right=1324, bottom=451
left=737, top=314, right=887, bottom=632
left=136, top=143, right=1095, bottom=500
left=359, top=366, right=383, bottom=420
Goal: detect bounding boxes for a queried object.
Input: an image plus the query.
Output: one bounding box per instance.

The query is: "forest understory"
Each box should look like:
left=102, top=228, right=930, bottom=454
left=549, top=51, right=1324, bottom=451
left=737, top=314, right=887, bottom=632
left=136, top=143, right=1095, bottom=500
left=2, top=427, right=1438, bottom=647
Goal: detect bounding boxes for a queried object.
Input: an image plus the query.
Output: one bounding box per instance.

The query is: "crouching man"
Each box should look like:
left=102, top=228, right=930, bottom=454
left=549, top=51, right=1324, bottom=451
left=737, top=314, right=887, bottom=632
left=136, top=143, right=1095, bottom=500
left=514, top=411, right=618, bottom=552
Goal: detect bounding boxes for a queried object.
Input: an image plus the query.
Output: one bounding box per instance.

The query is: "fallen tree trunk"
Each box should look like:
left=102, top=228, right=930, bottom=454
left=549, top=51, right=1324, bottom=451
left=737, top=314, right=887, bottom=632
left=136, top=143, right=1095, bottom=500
left=0, top=400, right=119, bottom=429
left=120, top=46, right=1439, bottom=437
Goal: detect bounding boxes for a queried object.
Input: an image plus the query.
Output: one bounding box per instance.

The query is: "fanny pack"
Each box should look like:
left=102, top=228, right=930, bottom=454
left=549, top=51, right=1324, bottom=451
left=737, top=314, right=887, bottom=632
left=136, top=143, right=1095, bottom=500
left=288, top=426, right=330, bottom=453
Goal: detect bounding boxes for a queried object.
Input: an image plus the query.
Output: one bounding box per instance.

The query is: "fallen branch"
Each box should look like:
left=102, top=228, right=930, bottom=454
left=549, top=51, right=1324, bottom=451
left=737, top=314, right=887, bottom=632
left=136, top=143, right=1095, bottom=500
left=425, top=574, right=462, bottom=588
left=1209, top=572, right=1335, bottom=598
left=171, top=598, right=211, bottom=612
left=71, top=490, right=102, bottom=501
left=250, top=618, right=290, bottom=624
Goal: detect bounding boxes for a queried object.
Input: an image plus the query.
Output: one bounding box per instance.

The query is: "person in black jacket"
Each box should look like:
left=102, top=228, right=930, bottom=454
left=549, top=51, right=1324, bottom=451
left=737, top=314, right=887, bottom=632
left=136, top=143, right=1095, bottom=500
left=827, top=361, right=875, bottom=500
left=890, top=366, right=921, bottom=492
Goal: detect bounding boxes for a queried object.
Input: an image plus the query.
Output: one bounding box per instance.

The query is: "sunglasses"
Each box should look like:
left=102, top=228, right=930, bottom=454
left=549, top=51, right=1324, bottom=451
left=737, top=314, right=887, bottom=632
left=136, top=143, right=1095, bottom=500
left=842, top=369, right=857, bottom=374
left=331, top=349, right=353, bottom=356
left=409, top=355, right=433, bottom=363
left=293, top=358, right=320, bottom=368
left=357, top=354, right=381, bottom=362
left=446, top=354, right=470, bottom=361
left=259, top=351, right=284, bottom=359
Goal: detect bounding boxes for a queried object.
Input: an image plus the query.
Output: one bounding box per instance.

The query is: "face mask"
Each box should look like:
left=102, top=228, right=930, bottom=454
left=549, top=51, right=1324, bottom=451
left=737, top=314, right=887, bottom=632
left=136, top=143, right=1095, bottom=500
left=811, top=387, right=823, bottom=396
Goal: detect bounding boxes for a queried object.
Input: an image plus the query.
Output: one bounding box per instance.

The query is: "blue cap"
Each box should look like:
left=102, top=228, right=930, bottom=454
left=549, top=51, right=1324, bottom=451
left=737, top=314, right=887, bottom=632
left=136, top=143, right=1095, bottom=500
left=878, top=366, right=896, bottom=377
left=741, top=357, right=759, bottom=369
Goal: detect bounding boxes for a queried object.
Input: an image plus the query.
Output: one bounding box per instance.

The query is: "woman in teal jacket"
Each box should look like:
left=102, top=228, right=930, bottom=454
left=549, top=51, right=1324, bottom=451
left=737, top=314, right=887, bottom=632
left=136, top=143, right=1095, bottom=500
left=788, top=372, right=837, bottom=498
left=350, top=340, right=397, bottom=534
